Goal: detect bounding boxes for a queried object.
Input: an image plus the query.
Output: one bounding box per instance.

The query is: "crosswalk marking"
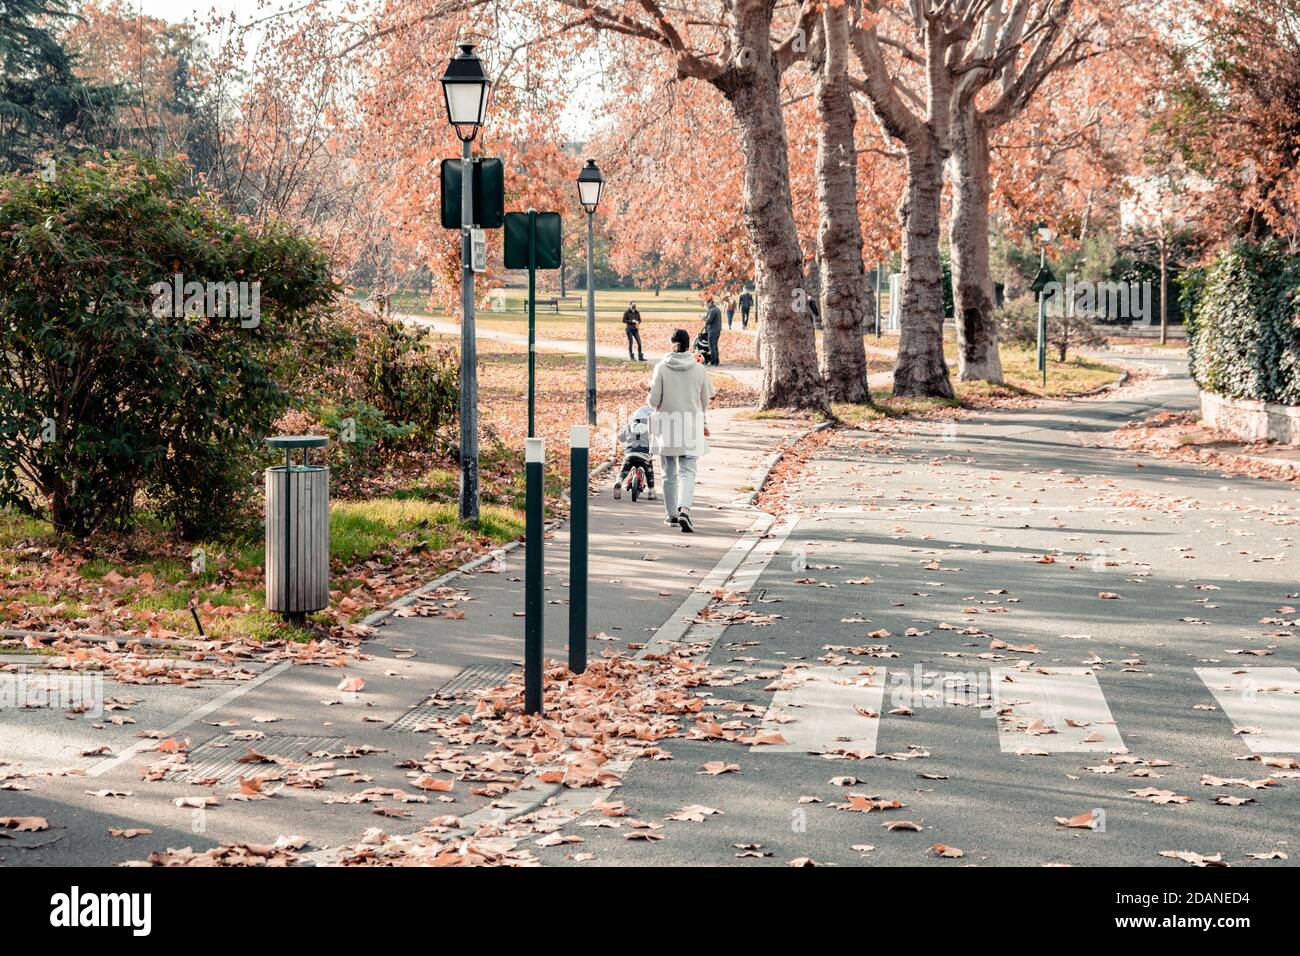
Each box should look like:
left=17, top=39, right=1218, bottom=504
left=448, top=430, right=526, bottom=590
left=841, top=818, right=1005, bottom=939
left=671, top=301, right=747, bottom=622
left=760, top=666, right=883, bottom=754
left=739, top=665, right=1298, bottom=758
left=991, top=667, right=1127, bottom=753
left=1195, top=667, right=1300, bottom=754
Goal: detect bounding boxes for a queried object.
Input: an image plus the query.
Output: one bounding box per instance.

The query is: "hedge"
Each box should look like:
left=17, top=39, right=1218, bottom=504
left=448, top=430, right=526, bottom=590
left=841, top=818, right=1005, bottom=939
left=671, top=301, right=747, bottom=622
left=1182, top=241, right=1300, bottom=406
left=0, top=153, right=336, bottom=538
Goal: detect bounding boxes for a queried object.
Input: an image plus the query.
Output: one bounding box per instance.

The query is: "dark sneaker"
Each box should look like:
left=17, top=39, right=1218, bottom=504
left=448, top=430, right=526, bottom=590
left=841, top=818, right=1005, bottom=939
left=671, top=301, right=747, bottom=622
left=664, top=515, right=678, bottom=526
left=677, top=510, right=695, bottom=533
left=612, top=481, right=622, bottom=500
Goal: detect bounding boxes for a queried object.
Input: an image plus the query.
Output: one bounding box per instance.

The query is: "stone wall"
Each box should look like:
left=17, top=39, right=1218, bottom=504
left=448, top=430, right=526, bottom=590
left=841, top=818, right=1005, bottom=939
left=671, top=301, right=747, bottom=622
left=1200, top=390, right=1300, bottom=445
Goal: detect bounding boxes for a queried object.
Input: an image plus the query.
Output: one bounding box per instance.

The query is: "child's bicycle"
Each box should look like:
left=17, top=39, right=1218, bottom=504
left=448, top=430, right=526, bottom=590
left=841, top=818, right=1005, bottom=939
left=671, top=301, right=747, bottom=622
left=615, top=451, right=654, bottom=502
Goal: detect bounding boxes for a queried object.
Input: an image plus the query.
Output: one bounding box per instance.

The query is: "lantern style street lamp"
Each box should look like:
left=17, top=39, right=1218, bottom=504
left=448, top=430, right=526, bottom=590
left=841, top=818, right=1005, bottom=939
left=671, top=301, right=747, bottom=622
left=576, top=159, right=605, bottom=426
left=441, top=43, right=490, bottom=142
left=440, top=43, right=491, bottom=524
left=577, top=159, right=605, bottom=214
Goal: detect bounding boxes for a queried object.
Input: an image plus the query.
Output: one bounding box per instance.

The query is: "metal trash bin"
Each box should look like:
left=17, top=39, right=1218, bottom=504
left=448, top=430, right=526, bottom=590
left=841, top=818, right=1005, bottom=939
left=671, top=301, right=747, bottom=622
left=264, top=435, right=330, bottom=618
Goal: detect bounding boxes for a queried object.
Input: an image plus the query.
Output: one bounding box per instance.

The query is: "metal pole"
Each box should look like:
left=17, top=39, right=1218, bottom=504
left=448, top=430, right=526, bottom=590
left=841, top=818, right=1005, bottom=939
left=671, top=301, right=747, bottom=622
left=524, top=436, right=545, bottom=715
left=568, top=425, right=589, bottom=675
left=875, top=260, right=883, bottom=337
left=585, top=210, right=596, bottom=426
left=528, top=210, right=537, bottom=439
left=1038, top=243, right=1047, bottom=386
left=458, top=139, right=479, bottom=525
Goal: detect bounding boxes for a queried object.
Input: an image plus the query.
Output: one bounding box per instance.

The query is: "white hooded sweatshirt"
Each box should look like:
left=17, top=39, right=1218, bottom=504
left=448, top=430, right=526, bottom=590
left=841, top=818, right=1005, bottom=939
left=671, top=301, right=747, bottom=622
left=648, top=351, right=715, bottom=457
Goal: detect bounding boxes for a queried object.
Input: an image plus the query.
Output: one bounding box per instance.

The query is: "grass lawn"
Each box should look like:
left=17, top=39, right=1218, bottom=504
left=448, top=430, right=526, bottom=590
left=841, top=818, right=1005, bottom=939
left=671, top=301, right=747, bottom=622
left=369, top=287, right=763, bottom=366
left=832, top=345, right=1124, bottom=427
left=369, top=287, right=712, bottom=325
left=0, top=494, right=524, bottom=644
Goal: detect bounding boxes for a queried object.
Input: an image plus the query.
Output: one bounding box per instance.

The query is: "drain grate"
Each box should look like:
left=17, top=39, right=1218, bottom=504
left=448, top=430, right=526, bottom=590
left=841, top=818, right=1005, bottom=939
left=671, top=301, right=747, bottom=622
left=389, top=662, right=519, bottom=731
left=175, top=733, right=342, bottom=785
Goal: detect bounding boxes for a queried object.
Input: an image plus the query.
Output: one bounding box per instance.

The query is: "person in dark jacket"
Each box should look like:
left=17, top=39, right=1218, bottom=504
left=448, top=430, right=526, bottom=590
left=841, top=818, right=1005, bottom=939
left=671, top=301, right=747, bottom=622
left=738, top=289, right=753, bottom=328
left=622, top=301, right=645, bottom=361
left=704, top=296, right=722, bottom=366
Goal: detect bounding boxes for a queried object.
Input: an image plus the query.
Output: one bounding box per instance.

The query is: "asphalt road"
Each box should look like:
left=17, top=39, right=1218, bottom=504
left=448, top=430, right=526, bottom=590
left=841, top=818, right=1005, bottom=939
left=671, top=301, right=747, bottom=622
left=529, top=354, right=1300, bottom=866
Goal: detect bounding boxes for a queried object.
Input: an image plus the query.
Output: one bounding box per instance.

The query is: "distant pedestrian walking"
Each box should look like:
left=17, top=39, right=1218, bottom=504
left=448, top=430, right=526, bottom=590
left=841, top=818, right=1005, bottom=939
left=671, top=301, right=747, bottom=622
left=725, top=296, right=736, bottom=329
left=738, top=288, right=753, bottom=329
left=649, top=328, right=715, bottom=533
left=623, top=300, right=645, bottom=361
left=704, top=295, right=722, bottom=366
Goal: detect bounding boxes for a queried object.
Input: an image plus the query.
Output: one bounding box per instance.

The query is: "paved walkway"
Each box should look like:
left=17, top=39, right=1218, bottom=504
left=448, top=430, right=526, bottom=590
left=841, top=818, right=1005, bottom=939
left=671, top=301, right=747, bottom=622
left=399, top=313, right=896, bottom=393
left=0, top=400, right=806, bottom=864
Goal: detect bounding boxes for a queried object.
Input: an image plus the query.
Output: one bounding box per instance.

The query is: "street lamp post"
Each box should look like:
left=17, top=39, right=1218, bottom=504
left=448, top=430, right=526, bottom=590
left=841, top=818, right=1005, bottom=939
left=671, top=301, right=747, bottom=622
left=440, top=43, right=491, bottom=525
left=576, top=160, right=604, bottom=427
left=1036, top=225, right=1053, bottom=388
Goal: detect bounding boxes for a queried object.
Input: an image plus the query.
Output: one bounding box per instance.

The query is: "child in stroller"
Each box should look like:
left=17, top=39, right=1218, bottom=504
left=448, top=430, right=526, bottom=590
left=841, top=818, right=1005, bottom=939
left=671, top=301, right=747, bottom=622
left=692, top=327, right=711, bottom=364
left=612, top=403, right=655, bottom=501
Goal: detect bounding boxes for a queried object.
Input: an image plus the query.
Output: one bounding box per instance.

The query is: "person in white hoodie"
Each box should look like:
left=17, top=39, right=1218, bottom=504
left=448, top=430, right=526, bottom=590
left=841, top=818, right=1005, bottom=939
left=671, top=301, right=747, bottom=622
left=648, top=328, right=715, bottom=532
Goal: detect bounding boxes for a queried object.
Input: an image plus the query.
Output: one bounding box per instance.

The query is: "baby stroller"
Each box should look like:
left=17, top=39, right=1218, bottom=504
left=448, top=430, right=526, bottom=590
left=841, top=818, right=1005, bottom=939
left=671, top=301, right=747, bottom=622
left=693, top=328, right=711, bottom=364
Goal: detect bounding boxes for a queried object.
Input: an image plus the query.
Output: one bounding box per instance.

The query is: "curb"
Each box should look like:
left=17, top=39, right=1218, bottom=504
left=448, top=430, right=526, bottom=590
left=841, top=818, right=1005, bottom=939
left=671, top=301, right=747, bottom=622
left=1075, top=368, right=1130, bottom=398
left=738, top=419, right=835, bottom=508
left=0, top=627, right=194, bottom=650
left=1233, top=451, right=1300, bottom=474
left=358, top=535, right=532, bottom=628
left=364, top=456, right=615, bottom=629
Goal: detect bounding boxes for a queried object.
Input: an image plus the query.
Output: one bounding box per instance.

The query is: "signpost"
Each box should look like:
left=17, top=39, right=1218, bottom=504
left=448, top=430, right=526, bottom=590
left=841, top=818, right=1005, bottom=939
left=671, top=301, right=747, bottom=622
left=439, top=157, right=505, bottom=229
left=504, top=211, right=561, bottom=713
left=504, top=210, right=562, bottom=438
left=438, top=157, right=504, bottom=517
left=438, top=43, right=493, bottom=526
left=875, top=261, right=884, bottom=338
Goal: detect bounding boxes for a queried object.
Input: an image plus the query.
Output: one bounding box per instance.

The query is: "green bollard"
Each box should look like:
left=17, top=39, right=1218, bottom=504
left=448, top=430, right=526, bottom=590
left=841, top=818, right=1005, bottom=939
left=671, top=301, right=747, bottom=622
left=568, top=425, right=589, bottom=674
left=524, top=436, right=545, bottom=715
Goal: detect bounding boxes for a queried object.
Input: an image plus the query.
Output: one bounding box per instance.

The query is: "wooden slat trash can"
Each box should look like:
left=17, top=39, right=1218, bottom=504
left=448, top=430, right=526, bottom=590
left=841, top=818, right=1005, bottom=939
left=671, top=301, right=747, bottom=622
left=265, top=435, right=330, bottom=618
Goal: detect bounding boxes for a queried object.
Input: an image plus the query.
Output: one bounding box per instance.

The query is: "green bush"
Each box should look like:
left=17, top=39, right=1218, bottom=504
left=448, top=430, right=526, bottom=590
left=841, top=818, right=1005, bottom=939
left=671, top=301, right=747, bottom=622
left=1184, top=241, right=1300, bottom=405
left=0, top=153, right=336, bottom=538
left=318, top=400, right=416, bottom=498
left=282, top=308, right=460, bottom=498
left=361, top=320, right=459, bottom=454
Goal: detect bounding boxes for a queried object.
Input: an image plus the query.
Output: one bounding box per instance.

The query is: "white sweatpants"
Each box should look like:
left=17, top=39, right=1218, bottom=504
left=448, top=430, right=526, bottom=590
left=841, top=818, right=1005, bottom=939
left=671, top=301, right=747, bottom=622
left=660, top=455, right=699, bottom=516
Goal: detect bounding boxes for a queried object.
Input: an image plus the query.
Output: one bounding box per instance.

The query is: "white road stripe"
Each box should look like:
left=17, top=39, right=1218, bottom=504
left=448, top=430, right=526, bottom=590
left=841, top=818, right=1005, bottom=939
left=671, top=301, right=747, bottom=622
left=87, top=661, right=293, bottom=777
left=730, top=516, right=799, bottom=594
left=991, top=667, right=1127, bottom=753
left=760, top=666, right=884, bottom=755
left=636, top=514, right=796, bottom=658
left=1195, top=667, right=1300, bottom=754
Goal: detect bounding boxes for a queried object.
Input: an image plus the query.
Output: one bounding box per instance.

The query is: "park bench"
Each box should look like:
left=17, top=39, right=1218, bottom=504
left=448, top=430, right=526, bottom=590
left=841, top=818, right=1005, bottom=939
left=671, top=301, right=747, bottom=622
left=521, top=295, right=582, bottom=314
left=523, top=297, right=561, bottom=314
